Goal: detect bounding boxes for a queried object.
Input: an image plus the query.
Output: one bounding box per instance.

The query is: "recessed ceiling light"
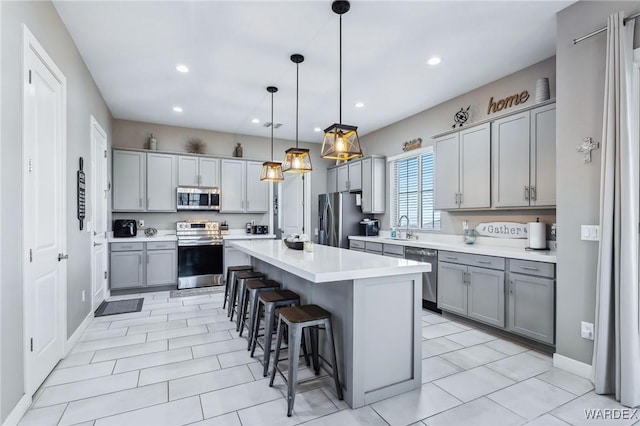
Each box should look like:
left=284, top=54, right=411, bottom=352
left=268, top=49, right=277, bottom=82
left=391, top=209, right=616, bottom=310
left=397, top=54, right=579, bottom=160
left=176, top=64, right=189, bottom=73
left=313, top=127, right=321, bottom=132
left=173, top=106, right=183, bottom=113
left=252, top=118, right=260, bottom=124
left=354, top=101, right=365, bottom=108
left=427, top=56, right=442, bottom=66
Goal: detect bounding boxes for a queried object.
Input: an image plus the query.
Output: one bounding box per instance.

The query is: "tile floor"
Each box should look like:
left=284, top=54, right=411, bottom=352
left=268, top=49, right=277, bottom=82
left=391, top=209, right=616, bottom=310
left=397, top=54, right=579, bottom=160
left=17, top=290, right=634, bottom=426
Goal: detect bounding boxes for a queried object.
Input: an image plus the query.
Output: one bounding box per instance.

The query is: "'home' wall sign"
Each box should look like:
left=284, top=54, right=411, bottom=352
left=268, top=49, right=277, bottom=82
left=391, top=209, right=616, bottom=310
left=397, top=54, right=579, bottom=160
left=487, top=90, right=529, bottom=115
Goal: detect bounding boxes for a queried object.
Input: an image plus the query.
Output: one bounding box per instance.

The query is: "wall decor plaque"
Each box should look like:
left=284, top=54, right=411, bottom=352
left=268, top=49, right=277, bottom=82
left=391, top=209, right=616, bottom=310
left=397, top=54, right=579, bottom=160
left=77, top=157, right=86, bottom=231
left=487, top=90, right=529, bottom=115
left=402, top=138, right=422, bottom=152
left=475, top=222, right=527, bottom=239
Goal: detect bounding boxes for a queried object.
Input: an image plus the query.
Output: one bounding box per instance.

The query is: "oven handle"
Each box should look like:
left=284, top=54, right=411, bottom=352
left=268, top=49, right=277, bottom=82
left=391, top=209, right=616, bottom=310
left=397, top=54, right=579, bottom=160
left=178, top=241, right=224, bottom=246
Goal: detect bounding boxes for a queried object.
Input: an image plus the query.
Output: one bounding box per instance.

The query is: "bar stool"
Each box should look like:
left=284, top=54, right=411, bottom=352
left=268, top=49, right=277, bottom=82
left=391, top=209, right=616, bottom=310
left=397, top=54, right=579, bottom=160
left=269, top=304, right=343, bottom=417
left=223, top=265, right=253, bottom=310
left=238, top=279, right=281, bottom=341
left=249, top=289, right=302, bottom=377
left=229, top=271, right=265, bottom=322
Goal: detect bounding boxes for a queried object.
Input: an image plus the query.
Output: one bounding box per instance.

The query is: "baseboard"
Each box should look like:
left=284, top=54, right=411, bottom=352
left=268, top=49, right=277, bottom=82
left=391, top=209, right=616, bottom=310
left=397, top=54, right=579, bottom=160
left=2, top=394, right=31, bottom=426
left=65, top=311, right=92, bottom=356
left=553, top=353, right=593, bottom=379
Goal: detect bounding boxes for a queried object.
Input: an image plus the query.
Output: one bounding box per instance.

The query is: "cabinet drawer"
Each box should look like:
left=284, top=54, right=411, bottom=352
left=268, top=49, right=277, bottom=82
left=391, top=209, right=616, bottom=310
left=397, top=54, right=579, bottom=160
left=365, top=242, right=383, bottom=253
left=350, top=240, right=365, bottom=250
left=146, top=241, right=177, bottom=251
left=509, top=259, right=555, bottom=278
left=383, top=244, right=404, bottom=257
left=439, top=251, right=505, bottom=270
left=110, top=242, right=144, bottom=252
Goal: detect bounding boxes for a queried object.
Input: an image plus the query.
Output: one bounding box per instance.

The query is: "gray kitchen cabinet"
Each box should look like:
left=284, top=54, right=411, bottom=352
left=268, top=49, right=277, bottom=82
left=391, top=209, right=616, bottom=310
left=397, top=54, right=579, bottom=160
left=348, top=161, right=362, bottom=191
left=110, top=248, right=144, bottom=289
left=113, top=150, right=146, bottom=211
left=246, top=161, right=269, bottom=212
left=178, top=156, right=220, bottom=187
left=437, top=261, right=467, bottom=316
left=110, top=241, right=177, bottom=290
left=349, top=239, right=365, bottom=252
left=467, top=266, right=505, bottom=328
left=224, top=241, right=251, bottom=277
left=337, top=164, right=349, bottom=192
left=147, top=153, right=177, bottom=212
left=327, top=168, right=338, bottom=193
left=361, top=157, right=385, bottom=214
left=434, top=133, right=458, bottom=210
left=383, top=243, right=404, bottom=258
left=530, top=103, right=556, bottom=206
left=220, top=159, right=246, bottom=212
left=178, top=156, right=199, bottom=186
left=365, top=241, right=383, bottom=254
left=146, top=242, right=177, bottom=286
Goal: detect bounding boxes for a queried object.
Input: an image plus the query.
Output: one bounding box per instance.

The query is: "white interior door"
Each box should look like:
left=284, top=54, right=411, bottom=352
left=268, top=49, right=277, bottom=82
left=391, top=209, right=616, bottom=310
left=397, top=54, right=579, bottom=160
left=23, top=26, right=67, bottom=394
left=91, top=116, right=108, bottom=309
left=281, top=174, right=304, bottom=236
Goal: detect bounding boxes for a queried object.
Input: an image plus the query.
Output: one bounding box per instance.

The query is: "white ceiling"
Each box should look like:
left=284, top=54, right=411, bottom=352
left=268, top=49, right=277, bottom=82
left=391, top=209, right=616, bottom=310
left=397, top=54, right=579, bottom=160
left=53, top=1, right=571, bottom=143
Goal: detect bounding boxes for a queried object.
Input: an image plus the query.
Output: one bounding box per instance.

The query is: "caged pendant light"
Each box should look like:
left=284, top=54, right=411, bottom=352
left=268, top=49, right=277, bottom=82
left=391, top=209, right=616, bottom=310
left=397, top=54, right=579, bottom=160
left=320, top=0, right=363, bottom=162
left=282, top=54, right=313, bottom=174
left=260, top=86, right=285, bottom=182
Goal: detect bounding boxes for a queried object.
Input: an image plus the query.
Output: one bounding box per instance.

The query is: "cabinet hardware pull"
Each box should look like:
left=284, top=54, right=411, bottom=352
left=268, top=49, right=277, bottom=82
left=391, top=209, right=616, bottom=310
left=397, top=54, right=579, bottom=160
left=445, top=256, right=458, bottom=260
left=139, top=198, right=142, bottom=207
left=524, top=186, right=529, bottom=201
left=530, top=186, right=536, bottom=201
left=93, top=242, right=102, bottom=247
left=459, top=193, right=463, bottom=205
left=519, top=266, right=539, bottom=271
left=475, top=260, right=491, bottom=264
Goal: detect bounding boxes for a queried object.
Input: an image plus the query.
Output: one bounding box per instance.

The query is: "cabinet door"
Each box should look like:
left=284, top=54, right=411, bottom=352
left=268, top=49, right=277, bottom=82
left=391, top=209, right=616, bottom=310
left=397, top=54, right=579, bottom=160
left=147, top=153, right=177, bottom=212
left=459, top=124, right=491, bottom=209
left=337, top=165, right=349, bottom=192
left=110, top=251, right=144, bottom=289
left=361, top=159, right=373, bottom=213
left=437, top=262, right=467, bottom=315
left=178, top=156, right=199, bottom=186
left=220, top=159, right=246, bottom=212
left=327, top=168, right=338, bottom=193
left=348, top=161, right=362, bottom=192
left=508, top=273, right=555, bottom=344
left=113, top=150, right=146, bottom=211
left=146, top=249, right=177, bottom=286
left=530, top=104, right=556, bottom=207
left=434, top=133, right=459, bottom=210
left=199, top=158, right=220, bottom=188
left=224, top=246, right=251, bottom=277
left=492, top=111, right=531, bottom=207
left=468, top=266, right=505, bottom=328
left=246, top=161, right=269, bottom=212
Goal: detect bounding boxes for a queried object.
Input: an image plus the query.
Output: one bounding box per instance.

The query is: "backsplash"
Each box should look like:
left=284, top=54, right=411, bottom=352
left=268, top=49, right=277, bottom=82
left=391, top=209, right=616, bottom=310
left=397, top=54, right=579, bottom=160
left=112, top=211, right=269, bottom=232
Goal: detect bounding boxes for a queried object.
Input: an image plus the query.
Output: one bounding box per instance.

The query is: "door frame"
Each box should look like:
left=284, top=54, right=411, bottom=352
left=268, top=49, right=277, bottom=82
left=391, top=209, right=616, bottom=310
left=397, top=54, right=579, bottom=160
left=90, top=116, right=108, bottom=310
left=277, top=173, right=312, bottom=236
left=22, top=24, right=68, bottom=395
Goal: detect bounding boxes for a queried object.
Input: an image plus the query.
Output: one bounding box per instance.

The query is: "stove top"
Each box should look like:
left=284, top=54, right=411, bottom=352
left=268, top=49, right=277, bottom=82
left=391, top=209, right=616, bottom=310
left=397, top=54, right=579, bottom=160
left=176, top=221, right=222, bottom=245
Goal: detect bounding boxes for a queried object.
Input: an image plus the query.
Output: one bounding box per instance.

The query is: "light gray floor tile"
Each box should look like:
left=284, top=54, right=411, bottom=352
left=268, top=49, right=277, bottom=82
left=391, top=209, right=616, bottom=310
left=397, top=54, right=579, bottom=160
left=139, top=296, right=169, bottom=305
left=186, top=412, right=241, bottom=426
left=113, top=347, right=193, bottom=373
left=191, top=338, right=248, bottom=358
left=92, top=310, right=150, bottom=323
left=95, top=395, right=203, bottom=426
left=440, top=345, right=509, bottom=370
left=141, top=301, right=184, bottom=311
left=422, top=323, right=466, bottom=339
left=18, top=403, right=67, bottom=426
left=486, top=352, right=552, bottom=382
left=422, top=315, right=450, bottom=325
left=422, top=337, right=464, bottom=358
left=152, top=291, right=171, bottom=299
left=446, top=319, right=474, bottom=331
left=107, top=294, right=143, bottom=301
left=147, top=324, right=209, bottom=342
left=58, top=383, right=167, bottom=426
left=484, top=339, right=530, bottom=356
left=488, top=378, right=576, bottom=420
left=168, top=330, right=233, bottom=350
left=207, top=321, right=238, bottom=332
left=80, top=328, right=128, bottom=342
left=424, top=397, right=525, bottom=426
left=536, top=368, right=595, bottom=396
left=169, top=365, right=255, bottom=400
left=422, top=356, right=463, bottom=383
left=71, top=334, right=147, bottom=353
left=127, top=319, right=187, bottom=335
left=57, top=351, right=95, bottom=369
left=43, top=361, right=115, bottom=387
left=168, top=309, right=222, bottom=321
left=217, top=349, right=256, bottom=369
left=187, top=314, right=229, bottom=327
left=139, top=355, right=221, bottom=386
left=199, top=302, right=224, bottom=310
left=108, top=314, right=168, bottom=329
left=444, top=329, right=498, bottom=347
left=552, top=391, right=635, bottom=426
left=180, top=295, right=216, bottom=306
left=528, top=350, right=553, bottom=361
left=371, top=383, right=462, bottom=426
left=433, top=366, right=515, bottom=402
left=524, top=414, right=570, bottom=426
left=149, top=305, right=201, bottom=317
left=87, top=322, right=111, bottom=331
left=92, top=340, right=168, bottom=363
left=236, top=388, right=337, bottom=426
left=304, top=405, right=386, bottom=426
left=200, top=378, right=283, bottom=419
left=34, top=371, right=138, bottom=407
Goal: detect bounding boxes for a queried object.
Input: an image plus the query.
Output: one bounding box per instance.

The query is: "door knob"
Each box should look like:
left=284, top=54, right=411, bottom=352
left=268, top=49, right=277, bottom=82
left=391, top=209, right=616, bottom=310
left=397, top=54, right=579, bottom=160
left=57, top=253, right=69, bottom=261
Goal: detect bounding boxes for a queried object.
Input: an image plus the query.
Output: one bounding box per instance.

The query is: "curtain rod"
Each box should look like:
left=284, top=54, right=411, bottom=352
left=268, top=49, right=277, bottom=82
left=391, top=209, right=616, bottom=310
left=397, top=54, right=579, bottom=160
left=573, top=10, right=640, bottom=44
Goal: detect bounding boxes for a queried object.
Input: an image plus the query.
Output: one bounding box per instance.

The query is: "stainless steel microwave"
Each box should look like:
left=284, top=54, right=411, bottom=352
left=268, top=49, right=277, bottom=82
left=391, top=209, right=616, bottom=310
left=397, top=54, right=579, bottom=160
left=176, top=187, right=220, bottom=211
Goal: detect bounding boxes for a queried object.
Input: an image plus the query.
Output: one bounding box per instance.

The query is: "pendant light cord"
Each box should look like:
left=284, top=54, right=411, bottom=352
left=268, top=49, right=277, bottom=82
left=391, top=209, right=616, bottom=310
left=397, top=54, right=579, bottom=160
left=270, top=91, right=274, bottom=161
left=339, top=13, right=342, bottom=125
left=296, top=62, right=299, bottom=149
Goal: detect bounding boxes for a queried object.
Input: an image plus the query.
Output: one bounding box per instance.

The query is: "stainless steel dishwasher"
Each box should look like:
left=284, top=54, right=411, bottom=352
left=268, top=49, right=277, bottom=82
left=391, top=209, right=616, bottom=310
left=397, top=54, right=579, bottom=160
left=405, top=247, right=440, bottom=313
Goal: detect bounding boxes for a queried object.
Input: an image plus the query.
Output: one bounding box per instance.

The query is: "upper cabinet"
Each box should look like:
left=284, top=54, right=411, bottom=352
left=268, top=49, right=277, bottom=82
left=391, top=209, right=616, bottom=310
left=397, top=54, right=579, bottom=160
left=333, top=161, right=362, bottom=193
left=147, top=153, right=177, bottom=211
left=246, top=161, right=269, bottom=212
left=113, top=150, right=146, bottom=211
left=361, top=157, right=385, bottom=214
left=220, top=159, right=269, bottom=213
left=178, top=156, right=220, bottom=187
left=327, top=168, right=338, bottom=193
left=348, top=161, right=362, bottom=192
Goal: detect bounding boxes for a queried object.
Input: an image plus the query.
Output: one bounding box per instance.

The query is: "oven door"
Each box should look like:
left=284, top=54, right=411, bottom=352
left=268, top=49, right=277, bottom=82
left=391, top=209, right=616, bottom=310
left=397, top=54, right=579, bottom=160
left=177, top=189, right=210, bottom=210
left=177, top=243, right=224, bottom=289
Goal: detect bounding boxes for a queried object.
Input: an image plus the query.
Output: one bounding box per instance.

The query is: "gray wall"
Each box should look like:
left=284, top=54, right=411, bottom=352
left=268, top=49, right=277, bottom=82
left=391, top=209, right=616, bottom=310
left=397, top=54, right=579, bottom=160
left=1, top=1, right=112, bottom=421
left=112, top=119, right=331, bottom=234
left=555, top=1, right=640, bottom=365
left=359, top=56, right=557, bottom=234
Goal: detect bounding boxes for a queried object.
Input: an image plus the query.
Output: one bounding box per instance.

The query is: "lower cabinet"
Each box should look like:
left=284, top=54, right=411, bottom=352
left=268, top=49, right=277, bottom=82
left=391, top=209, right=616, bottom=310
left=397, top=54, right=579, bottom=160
left=110, top=241, right=177, bottom=290
left=349, top=240, right=365, bottom=252
left=223, top=241, right=250, bottom=277
left=110, top=250, right=144, bottom=290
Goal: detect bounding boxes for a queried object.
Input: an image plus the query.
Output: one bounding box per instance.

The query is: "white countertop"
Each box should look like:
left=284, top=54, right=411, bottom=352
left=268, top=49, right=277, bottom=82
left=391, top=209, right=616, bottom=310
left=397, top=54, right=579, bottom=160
left=107, top=229, right=275, bottom=243
left=231, top=239, right=431, bottom=283
left=349, top=234, right=557, bottom=263
left=223, top=233, right=276, bottom=240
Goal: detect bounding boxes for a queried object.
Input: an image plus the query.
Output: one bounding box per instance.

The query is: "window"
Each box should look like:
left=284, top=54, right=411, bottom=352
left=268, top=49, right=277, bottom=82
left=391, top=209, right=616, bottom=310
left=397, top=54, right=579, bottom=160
left=390, top=147, right=440, bottom=230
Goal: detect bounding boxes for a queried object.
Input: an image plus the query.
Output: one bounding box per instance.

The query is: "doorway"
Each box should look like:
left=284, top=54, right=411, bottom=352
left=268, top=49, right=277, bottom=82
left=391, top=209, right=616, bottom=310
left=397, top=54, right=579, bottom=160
left=91, top=117, right=108, bottom=309
left=279, top=173, right=311, bottom=237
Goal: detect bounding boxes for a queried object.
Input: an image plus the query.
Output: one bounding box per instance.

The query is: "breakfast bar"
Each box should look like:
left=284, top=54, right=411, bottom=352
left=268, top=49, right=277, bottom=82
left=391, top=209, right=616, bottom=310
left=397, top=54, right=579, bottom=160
left=230, top=239, right=431, bottom=408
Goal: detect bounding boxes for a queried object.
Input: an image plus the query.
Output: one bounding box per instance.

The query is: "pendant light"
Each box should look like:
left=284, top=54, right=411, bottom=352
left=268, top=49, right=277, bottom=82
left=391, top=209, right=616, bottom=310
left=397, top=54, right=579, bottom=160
left=320, top=0, right=363, bottom=161
left=282, top=54, right=313, bottom=174
left=260, top=86, right=284, bottom=182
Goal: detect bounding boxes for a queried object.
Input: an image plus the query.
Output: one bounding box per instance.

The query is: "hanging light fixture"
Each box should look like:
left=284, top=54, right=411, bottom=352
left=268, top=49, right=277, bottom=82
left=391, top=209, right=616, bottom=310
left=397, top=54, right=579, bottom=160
left=320, top=0, right=363, bottom=161
left=260, top=86, right=284, bottom=182
left=282, top=54, right=313, bottom=174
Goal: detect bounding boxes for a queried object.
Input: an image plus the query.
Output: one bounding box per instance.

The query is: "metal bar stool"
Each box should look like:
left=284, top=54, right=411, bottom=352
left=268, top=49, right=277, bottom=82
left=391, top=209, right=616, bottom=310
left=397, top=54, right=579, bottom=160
left=223, top=265, right=253, bottom=310
left=238, top=279, right=280, bottom=341
left=229, top=271, right=265, bottom=322
left=269, top=304, right=343, bottom=417
left=249, top=289, right=301, bottom=377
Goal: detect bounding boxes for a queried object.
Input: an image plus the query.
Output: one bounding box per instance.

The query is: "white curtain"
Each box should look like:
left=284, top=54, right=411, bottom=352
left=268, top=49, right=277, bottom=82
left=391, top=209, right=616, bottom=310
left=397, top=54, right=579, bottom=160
left=592, top=12, right=639, bottom=408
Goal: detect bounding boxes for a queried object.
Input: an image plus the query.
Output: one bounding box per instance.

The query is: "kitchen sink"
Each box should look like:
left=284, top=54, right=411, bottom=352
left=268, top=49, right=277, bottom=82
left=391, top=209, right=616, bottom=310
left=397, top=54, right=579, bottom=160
left=382, top=237, right=413, bottom=241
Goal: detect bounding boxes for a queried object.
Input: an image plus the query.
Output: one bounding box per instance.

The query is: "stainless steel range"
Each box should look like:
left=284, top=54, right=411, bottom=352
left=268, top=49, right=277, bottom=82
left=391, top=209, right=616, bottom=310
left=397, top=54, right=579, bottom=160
left=176, top=220, right=224, bottom=289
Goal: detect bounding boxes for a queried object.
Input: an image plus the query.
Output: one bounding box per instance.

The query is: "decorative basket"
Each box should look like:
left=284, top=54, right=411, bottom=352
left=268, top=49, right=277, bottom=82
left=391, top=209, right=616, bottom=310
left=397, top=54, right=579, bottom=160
left=283, top=240, right=304, bottom=250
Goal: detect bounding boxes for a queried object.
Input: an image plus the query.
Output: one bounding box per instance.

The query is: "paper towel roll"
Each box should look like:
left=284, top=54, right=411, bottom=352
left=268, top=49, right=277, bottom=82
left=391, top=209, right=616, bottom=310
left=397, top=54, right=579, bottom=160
left=528, top=221, right=546, bottom=249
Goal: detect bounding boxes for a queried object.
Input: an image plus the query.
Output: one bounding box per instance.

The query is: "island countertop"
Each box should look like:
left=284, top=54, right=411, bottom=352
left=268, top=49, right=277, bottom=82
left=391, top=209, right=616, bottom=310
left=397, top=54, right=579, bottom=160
left=230, top=239, right=431, bottom=283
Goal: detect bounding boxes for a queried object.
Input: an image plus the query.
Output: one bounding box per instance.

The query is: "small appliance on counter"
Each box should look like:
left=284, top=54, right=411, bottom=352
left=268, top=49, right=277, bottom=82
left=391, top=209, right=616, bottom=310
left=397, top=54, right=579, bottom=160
left=113, top=219, right=137, bottom=238
left=252, top=225, right=269, bottom=235
left=359, top=219, right=379, bottom=237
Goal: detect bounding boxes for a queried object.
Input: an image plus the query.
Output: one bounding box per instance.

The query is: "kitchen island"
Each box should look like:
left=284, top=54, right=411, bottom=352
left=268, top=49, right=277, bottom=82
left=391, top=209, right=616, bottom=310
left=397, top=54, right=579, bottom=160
left=230, top=239, right=431, bottom=408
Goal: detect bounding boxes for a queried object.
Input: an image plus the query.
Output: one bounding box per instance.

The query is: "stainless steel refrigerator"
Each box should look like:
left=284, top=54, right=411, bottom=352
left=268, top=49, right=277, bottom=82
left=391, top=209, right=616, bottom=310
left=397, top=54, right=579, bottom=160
left=318, top=193, right=366, bottom=248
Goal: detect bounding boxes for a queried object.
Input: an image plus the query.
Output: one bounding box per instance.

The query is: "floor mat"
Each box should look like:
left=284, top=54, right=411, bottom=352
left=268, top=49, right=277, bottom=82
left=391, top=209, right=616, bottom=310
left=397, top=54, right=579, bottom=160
left=170, top=286, right=225, bottom=298
left=94, top=298, right=144, bottom=317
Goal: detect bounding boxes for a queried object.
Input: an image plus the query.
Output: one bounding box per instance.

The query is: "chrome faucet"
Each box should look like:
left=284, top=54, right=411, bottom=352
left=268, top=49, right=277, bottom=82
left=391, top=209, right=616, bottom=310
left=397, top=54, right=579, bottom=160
left=397, top=215, right=413, bottom=239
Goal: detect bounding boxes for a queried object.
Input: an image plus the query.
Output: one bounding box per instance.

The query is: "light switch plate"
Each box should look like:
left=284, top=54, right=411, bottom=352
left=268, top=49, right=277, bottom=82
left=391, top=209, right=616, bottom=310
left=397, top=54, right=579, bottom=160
left=581, top=321, right=594, bottom=340
left=581, top=225, right=600, bottom=241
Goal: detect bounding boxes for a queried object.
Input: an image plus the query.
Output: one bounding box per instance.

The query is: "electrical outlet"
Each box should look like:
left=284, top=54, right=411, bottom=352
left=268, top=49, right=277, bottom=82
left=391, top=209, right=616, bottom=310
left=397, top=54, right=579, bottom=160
left=82, top=290, right=86, bottom=302
left=138, top=220, right=145, bottom=229
left=581, top=321, right=594, bottom=340
left=581, top=225, right=600, bottom=241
